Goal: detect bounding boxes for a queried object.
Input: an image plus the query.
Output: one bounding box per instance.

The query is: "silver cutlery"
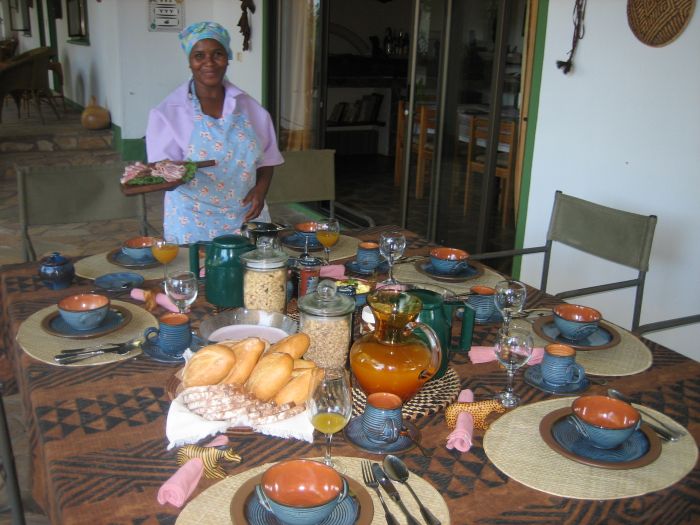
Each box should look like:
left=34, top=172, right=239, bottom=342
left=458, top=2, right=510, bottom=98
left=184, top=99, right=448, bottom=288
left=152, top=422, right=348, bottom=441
left=372, top=463, right=421, bottom=525
left=383, top=455, right=441, bottom=525
left=607, top=389, right=684, bottom=441
left=54, top=339, right=141, bottom=365
left=361, top=460, right=399, bottom=525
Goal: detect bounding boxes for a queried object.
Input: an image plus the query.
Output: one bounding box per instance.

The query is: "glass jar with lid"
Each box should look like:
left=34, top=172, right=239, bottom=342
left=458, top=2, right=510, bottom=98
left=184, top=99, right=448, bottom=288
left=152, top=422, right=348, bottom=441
left=240, top=237, right=288, bottom=313
left=297, top=279, right=355, bottom=368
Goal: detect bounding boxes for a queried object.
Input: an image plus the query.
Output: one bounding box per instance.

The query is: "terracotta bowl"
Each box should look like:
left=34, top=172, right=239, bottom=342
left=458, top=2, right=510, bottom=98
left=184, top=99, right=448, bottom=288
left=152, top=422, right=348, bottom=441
left=294, top=221, right=318, bottom=239
left=429, top=247, right=470, bottom=274
left=572, top=395, right=640, bottom=449
left=122, top=236, right=157, bottom=261
left=58, top=293, right=110, bottom=331
left=553, top=304, right=601, bottom=341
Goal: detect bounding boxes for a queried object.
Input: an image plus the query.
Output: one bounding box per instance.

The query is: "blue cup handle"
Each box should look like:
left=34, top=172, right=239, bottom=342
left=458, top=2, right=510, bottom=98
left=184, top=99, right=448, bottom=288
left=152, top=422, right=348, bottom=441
left=568, top=363, right=586, bottom=383
left=569, top=415, right=589, bottom=439
left=144, top=327, right=160, bottom=342
left=336, top=478, right=349, bottom=504
left=382, top=419, right=400, bottom=443
left=255, top=485, right=273, bottom=512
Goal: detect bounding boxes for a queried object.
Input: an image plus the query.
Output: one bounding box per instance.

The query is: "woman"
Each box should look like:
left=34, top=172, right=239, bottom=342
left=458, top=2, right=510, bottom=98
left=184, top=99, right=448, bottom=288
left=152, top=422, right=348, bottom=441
left=146, top=21, right=284, bottom=244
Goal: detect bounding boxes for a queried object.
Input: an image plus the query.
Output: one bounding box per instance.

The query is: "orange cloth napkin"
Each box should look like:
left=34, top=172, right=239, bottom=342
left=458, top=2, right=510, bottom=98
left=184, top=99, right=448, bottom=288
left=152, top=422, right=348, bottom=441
left=157, top=434, right=228, bottom=507
left=446, top=389, right=475, bottom=452
left=468, top=345, right=544, bottom=365
left=320, top=265, right=346, bottom=280
left=130, top=288, right=179, bottom=313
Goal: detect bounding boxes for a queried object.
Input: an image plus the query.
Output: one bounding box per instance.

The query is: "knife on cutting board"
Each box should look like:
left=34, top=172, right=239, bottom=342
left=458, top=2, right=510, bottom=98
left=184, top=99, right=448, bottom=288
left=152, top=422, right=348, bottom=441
left=372, top=463, right=422, bottom=525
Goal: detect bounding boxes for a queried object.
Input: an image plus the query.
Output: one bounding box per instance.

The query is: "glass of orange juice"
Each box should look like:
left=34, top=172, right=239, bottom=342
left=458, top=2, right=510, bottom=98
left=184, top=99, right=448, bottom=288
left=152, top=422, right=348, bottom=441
left=315, top=218, right=340, bottom=263
left=151, top=237, right=179, bottom=283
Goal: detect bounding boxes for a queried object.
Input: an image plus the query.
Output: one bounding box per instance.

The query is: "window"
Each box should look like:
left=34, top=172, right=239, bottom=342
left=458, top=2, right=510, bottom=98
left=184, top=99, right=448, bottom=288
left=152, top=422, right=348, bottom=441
left=67, top=0, right=88, bottom=39
left=10, top=0, right=31, bottom=33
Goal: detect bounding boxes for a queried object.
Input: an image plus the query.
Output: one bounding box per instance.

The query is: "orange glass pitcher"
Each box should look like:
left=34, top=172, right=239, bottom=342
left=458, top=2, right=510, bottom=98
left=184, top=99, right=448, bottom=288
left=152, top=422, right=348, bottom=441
left=349, top=289, right=441, bottom=402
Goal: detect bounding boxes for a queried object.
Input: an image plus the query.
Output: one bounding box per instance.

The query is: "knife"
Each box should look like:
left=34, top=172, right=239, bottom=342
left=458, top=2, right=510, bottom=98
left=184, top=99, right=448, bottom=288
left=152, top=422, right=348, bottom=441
left=372, top=463, right=422, bottom=525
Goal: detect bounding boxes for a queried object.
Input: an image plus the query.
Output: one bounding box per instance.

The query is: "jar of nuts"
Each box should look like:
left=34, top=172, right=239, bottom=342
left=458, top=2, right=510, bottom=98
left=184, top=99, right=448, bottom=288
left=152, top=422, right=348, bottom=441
left=297, top=279, right=355, bottom=368
left=240, top=238, right=288, bottom=313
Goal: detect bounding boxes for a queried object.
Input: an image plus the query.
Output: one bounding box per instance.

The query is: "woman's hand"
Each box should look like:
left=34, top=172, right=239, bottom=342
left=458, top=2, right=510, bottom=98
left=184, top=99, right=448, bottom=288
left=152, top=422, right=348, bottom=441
left=242, top=166, right=274, bottom=222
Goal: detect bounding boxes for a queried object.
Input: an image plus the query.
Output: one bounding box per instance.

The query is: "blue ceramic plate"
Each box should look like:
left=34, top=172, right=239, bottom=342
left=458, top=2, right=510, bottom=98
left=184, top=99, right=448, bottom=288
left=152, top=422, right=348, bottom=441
left=280, top=232, right=323, bottom=252
left=245, top=491, right=359, bottom=525
left=142, top=334, right=204, bottom=364
left=94, top=272, right=144, bottom=292
left=107, top=248, right=160, bottom=269
left=343, top=416, right=419, bottom=455
left=524, top=364, right=590, bottom=395
left=532, top=316, right=621, bottom=351
left=344, top=260, right=389, bottom=276
left=414, top=260, right=482, bottom=282
left=41, top=305, right=132, bottom=339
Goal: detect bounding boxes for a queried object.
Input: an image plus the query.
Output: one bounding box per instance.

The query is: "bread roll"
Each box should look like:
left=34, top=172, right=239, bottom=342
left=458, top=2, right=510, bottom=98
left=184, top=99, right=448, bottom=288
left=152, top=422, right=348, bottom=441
left=273, top=368, right=319, bottom=406
left=268, top=333, right=310, bottom=359
left=293, top=358, right=317, bottom=370
left=218, top=337, right=266, bottom=386
left=245, top=352, right=294, bottom=401
left=182, top=344, right=236, bottom=388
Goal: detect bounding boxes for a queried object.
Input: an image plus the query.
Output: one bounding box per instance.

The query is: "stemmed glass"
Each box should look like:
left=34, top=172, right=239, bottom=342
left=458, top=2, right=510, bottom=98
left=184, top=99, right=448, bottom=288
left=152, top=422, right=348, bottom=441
left=379, top=230, right=407, bottom=284
left=494, top=280, right=527, bottom=334
left=165, top=271, right=198, bottom=314
left=493, top=327, right=534, bottom=408
left=307, top=367, right=353, bottom=472
left=315, top=218, right=340, bottom=264
left=151, top=237, right=179, bottom=284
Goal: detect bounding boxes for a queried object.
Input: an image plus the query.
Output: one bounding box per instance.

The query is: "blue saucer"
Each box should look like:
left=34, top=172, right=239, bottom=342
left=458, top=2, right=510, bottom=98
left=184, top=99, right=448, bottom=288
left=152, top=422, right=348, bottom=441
left=94, top=272, right=144, bottom=292
left=552, top=414, right=650, bottom=463
left=245, top=490, right=359, bottom=525
left=142, top=334, right=204, bottom=364
left=416, top=260, right=479, bottom=282
left=107, top=248, right=160, bottom=269
left=343, top=416, right=419, bottom=454
left=524, top=364, right=590, bottom=395
left=344, top=260, right=389, bottom=276
left=281, top=232, right=323, bottom=252
left=540, top=319, right=614, bottom=348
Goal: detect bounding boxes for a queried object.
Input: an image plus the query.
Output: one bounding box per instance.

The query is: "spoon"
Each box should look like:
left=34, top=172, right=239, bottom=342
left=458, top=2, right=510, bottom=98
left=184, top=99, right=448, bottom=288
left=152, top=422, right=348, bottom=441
left=401, top=427, right=433, bottom=457
left=383, top=455, right=441, bottom=525
left=54, top=339, right=142, bottom=365
left=607, top=388, right=684, bottom=441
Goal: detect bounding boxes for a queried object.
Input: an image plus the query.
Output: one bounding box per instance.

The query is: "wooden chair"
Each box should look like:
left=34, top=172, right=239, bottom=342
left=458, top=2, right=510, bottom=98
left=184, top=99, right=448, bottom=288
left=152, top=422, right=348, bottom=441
left=393, top=100, right=437, bottom=198
left=17, top=163, right=149, bottom=261
left=463, top=117, right=517, bottom=224
left=470, top=190, right=657, bottom=331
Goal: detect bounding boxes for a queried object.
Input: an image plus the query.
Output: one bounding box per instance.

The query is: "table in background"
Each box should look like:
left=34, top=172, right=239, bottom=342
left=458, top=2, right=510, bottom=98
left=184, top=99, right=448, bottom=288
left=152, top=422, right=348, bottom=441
left=1, top=227, right=698, bottom=524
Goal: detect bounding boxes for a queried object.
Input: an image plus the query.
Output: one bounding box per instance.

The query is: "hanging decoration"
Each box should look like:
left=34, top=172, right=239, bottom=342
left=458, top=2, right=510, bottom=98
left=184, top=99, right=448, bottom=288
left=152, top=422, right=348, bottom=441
left=238, top=0, right=256, bottom=51
left=627, top=0, right=695, bottom=47
left=556, top=0, right=587, bottom=74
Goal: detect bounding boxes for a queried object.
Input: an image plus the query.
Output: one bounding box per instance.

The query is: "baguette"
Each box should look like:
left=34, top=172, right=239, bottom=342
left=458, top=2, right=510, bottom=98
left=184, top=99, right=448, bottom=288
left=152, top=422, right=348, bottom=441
left=268, top=333, right=310, bottom=359
left=218, top=337, right=266, bottom=386
left=245, top=352, right=294, bottom=402
left=182, top=344, right=236, bottom=388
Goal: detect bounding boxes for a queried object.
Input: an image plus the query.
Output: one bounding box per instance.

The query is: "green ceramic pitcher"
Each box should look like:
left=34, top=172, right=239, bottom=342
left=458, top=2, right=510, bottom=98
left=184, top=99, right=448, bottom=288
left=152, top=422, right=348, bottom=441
left=189, top=234, right=254, bottom=308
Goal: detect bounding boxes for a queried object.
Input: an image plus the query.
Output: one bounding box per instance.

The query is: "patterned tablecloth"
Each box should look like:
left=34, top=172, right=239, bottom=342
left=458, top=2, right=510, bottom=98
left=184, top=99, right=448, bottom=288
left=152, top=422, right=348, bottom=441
left=1, top=226, right=698, bottom=525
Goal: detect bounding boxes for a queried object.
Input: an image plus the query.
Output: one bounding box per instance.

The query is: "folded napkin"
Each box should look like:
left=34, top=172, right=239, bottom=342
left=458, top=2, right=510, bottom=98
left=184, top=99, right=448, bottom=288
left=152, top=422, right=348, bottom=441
left=130, top=288, right=178, bottom=312
left=320, top=265, right=346, bottom=280
left=469, top=345, right=544, bottom=365
left=446, top=389, right=475, bottom=452
left=157, top=434, right=229, bottom=508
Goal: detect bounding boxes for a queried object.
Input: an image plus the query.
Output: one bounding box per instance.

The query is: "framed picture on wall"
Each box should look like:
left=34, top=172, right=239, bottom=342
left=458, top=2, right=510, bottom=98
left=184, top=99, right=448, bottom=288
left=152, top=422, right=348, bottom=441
left=67, top=0, right=88, bottom=38
left=10, top=0, right=31, bottom=33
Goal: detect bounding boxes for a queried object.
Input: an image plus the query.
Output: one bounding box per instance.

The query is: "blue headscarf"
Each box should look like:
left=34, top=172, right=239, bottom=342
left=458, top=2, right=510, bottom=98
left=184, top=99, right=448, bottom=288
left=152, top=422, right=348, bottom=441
left=179, top=21, right=233, bottom=60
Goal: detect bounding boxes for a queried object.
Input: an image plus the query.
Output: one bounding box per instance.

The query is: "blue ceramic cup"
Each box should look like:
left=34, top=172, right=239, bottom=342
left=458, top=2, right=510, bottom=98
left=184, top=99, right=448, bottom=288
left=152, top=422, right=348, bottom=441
left=541, top=344, right=586, bottom=385
left=361, top=392, right=403, bottom=444
left=571, top=395, right=641, bottom=449
left=58, top=293, right=110, bottom=331
left=467, top=285, right=496, bottom=323
left=356, top=241, right=381, bottom=271
left=429, top=247, right=470, bottom=274
left=144, top=313, right=191, bottom=355
left=122, top=236, right=157, bottom=262
left=256, top=459, right=348, bottom=525
left=553, top=304, right=601, bottom=341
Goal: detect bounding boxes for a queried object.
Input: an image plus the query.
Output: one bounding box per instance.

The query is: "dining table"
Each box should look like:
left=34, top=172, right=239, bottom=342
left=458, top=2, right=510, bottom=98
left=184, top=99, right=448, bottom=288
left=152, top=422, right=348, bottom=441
left=1, top=225, right=698, bottom=525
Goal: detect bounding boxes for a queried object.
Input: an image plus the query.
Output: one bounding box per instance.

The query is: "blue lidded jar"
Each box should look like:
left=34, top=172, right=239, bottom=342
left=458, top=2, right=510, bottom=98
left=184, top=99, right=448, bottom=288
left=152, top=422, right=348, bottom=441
left=39, top=252, right=75, bottom=290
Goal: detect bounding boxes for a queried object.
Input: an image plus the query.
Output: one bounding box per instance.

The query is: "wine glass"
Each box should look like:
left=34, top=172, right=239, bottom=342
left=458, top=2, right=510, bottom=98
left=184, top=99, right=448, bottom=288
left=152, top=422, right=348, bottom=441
left=165, top=271, right=198, bottom=313
left=151, top=237, right=179, bottom=284
left=307, top=367, right=353, bottom=471
left=494, top=280, right=527, bottom=334
left=315, top=218, right=340, bottom=264
left=379, top=230, right=407, bottom=284
left=493, top=327, right=534, bottom=408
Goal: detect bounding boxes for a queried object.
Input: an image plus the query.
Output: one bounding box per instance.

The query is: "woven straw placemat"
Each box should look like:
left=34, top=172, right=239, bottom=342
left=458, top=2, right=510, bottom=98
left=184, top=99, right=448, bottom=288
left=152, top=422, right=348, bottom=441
left=16, top=301, right=157, bottom=366
left=393, top=261, right=504, bottom=291
left=352, top=367, right=461, bottom=420
left=175, top=456, right=450, bottom=525
left=282, top=234, right=359, bottom=262
left=483, top=398, right=697, bottom=500
left=74, top=250, right=190, bottom=281
left=627, top=0, right=695, bottom=47
left=522, top=319, right=653, bottom=376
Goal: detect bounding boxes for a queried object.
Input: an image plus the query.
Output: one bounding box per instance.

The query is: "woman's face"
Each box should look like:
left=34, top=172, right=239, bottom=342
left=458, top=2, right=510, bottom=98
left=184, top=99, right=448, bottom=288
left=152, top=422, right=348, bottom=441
left=189, top=38, right=228, bottom=88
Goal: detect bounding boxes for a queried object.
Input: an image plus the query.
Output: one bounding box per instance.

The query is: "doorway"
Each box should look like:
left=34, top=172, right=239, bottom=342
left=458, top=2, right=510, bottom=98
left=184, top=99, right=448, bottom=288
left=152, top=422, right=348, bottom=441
left=268, top=0, right=533, bottom=256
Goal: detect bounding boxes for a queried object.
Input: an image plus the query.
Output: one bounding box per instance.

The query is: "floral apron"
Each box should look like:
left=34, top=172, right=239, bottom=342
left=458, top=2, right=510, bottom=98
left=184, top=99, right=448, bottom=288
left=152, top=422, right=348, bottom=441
left=163, top=82, right=269, bottom=244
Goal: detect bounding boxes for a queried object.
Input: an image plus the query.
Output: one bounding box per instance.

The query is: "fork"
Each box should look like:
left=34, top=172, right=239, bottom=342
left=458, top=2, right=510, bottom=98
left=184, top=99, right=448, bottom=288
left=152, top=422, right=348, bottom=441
left=361, top=460, right=399, bottom=525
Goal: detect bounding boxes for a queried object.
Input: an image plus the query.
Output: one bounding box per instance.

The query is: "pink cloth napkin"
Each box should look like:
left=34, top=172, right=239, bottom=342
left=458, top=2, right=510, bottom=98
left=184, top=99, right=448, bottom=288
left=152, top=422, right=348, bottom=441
left=130, top=288, right=179, bottom=312
left=469, top=346, right=544, bottom=365
left=446, top=389, right=475, bottom=452
left=320, top=265, right=346, bottom=280
left=157, top=435, right=229, bottom=507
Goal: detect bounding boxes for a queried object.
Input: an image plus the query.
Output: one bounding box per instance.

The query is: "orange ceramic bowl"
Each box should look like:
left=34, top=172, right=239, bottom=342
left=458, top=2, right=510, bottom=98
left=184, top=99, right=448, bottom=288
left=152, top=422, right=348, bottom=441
left=261, top=459, right=343, bottom=507
left=571, top=395, right=640, bottom=449
left=430, top=247, right=470, bottom=275
left=57, top=293, right=110, bottom=331
left=294, top=221, right=318, bottom=235
left=122, top=236, right=157, bottom=261
left=553, top=304, right=602, bottom=341
left=430, top=247, right=469, bottom=261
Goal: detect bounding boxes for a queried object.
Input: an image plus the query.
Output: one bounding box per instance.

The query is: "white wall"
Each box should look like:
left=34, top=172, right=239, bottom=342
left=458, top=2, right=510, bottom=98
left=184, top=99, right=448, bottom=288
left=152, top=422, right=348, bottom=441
left=524, top=1, right=700, bottom=359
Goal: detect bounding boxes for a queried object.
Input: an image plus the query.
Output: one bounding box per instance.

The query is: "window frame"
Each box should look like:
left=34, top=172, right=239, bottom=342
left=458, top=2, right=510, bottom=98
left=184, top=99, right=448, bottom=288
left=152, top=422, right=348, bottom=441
left=10, top=0, right=31, bottom=33
left=66, top=0, right=89, bottom=40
